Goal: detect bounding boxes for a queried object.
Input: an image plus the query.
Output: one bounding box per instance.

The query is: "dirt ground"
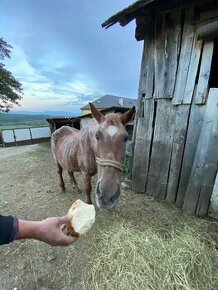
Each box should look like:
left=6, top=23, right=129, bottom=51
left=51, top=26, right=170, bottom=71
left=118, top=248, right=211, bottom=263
left=0, top=142, right=217, bottom=290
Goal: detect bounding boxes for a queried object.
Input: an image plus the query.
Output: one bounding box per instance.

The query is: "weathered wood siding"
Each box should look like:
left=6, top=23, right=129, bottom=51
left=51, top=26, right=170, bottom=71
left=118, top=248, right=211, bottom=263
left=210, top=171, right=218, bottom=219
left=132, top=5, right=218, bottom=217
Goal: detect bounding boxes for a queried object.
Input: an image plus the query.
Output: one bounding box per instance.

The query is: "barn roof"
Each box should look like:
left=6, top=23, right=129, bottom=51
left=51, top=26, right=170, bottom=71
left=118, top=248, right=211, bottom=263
left=80, top=94, right=136, bottom=110
left=77, top=106, right=132, bottom=119
left=102, top=0, right=210, bottom=29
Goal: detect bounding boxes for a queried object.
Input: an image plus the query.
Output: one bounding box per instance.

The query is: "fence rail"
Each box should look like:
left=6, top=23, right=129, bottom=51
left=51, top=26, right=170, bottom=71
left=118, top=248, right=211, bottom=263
left=0, top=126, right=51, bottom=147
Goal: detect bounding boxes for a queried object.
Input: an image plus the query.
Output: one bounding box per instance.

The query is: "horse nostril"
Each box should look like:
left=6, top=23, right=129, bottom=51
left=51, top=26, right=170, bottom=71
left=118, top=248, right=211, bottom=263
left=110, top=195, right=116, bottom=204
left=109, top=189, right=120, bottom=204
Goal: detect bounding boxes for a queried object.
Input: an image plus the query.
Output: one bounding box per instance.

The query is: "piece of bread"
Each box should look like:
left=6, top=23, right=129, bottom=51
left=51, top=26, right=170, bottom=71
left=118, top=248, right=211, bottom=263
left=66, top=199, right=96, bottom=237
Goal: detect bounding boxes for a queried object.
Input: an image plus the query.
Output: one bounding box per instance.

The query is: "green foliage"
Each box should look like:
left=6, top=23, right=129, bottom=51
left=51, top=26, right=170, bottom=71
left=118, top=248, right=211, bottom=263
left=0, top=38, right=23, bottom=112
left=122, top=156, right=131, bottom=173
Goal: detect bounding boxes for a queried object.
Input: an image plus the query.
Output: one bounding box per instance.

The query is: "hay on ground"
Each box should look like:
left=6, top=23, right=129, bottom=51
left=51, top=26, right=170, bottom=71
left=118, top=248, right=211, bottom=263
left=83, top=222, right=218, bottom=290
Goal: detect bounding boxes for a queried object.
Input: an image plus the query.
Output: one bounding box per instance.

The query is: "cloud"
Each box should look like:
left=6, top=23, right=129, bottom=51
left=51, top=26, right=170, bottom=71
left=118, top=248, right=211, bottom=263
left=0, top=0, right=142, bottom=112
left=3, top=44, right=101, bottom=112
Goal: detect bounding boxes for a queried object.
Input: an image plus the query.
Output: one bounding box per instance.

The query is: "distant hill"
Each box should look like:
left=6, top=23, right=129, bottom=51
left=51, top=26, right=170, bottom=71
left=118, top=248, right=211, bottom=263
left=8, top=110, right=79, bottom=117
left=0, top=111, right=81, bottom=130
left=0, top=113, right=50, bottom=129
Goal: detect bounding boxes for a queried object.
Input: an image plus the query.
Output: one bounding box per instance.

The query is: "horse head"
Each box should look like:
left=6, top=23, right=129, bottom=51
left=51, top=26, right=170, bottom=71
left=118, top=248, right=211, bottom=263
left=89, top=103, right=135, bottom=209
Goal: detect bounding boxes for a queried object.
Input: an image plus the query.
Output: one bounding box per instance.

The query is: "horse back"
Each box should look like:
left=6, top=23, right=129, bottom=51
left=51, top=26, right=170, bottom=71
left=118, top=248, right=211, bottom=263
left=51, top=126, right=80, bottom=170
left=52, top=126, right=79, bottom=143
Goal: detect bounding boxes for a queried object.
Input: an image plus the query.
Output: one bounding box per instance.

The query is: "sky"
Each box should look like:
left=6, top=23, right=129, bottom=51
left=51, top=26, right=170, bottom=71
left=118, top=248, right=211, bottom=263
left=0, top=0, right=142, bottom=114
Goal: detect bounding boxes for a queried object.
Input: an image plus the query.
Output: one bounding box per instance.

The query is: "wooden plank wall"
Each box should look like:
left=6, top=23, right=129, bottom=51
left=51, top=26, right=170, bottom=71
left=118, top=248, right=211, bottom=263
left=195, top=41, right=214, bottom=104
left=132, top=5, right=218, bottom=217
left=132, top=98, right=155, bottom=192
left=146, top=99, right=176, bottom=199
left=172, top=9, right=195, bottom=105
left=182, top=88, right=218, bottom=216
left=175, top=99, right=206, bottom=208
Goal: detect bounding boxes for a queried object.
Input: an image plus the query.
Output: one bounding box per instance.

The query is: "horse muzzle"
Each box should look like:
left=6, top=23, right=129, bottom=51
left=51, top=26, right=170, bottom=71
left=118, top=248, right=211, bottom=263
left=95, top=182, right=121, bottom=209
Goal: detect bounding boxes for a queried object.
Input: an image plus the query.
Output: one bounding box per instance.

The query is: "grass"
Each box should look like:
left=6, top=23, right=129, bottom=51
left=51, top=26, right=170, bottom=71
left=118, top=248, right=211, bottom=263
left=84, top=222, right=218, bottom=290
left=27, top=141, right=51, bottom=158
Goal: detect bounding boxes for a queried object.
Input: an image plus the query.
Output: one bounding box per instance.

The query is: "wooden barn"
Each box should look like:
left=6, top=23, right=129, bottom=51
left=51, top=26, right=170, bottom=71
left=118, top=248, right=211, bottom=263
left=102, top=0, right=218, bottom=218
left=46, top=117, right=80, bottom=133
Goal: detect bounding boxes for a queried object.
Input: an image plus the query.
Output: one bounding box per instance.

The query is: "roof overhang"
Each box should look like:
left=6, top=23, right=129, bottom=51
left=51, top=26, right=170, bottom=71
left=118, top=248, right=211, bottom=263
left=102, top=0, right=154, bottom=29
left=46, top=117, right=79, bottom=124
left=102, top=0, right=213, bottom=32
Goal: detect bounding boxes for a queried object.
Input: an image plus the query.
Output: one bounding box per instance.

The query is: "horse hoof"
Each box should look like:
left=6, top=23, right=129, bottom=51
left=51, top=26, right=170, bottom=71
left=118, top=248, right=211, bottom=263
left=61, top=187, right=66, bottom=192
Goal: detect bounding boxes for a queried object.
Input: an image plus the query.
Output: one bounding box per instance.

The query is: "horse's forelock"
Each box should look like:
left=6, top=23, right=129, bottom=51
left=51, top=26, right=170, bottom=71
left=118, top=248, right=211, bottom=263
left=103, top=113, right=123, bottom=128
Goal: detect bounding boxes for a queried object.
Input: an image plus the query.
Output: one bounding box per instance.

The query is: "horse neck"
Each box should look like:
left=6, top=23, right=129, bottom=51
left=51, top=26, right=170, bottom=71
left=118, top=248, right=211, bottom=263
left=78, top=126, right=95, bottom=156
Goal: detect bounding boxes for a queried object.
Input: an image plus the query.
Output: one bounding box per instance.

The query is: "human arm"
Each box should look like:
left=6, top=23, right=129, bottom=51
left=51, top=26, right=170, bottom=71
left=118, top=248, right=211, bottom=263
left=0, top=215, right=76, bottom=246
left=16, top=215, right=76, bottom=246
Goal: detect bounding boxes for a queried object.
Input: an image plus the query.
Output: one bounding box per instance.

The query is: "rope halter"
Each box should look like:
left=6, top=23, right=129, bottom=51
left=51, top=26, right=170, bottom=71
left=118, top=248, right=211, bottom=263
left=96, top=156, right=122, bottom=171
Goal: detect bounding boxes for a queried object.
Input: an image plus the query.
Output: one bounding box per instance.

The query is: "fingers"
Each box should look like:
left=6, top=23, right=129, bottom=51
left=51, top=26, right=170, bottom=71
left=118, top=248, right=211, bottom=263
left=58, top=216, right=79, bottom=241
left=59, top=233, right=77, bottom=246
left=58, top=215, right=71, bottom=225
left=66, top=222, right=80, bottom=238
left=60, top=224, right=66, bottom=231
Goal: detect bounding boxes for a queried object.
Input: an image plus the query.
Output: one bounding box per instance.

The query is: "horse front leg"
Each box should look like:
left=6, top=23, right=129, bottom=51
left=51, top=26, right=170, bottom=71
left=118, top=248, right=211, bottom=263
left=82, top=172, right=92, bottom=204
left=57, top=163, right=66, bottom=192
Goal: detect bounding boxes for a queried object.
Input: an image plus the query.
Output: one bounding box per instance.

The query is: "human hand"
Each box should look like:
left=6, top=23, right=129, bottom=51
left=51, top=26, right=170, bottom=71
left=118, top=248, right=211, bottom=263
left=17, top=215, right=77, bottom=246
left=36, top=215, right=77, bottom=246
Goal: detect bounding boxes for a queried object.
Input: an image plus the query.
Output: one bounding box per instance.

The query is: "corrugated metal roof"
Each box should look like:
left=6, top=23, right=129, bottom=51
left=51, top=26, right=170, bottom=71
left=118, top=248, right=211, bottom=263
left=77, top=106, right=133, bottom=119
left=81, top=94, right=136, bottom=110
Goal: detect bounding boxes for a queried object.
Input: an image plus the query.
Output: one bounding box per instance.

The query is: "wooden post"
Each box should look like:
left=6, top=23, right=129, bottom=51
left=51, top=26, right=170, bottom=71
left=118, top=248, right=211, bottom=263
left=29, top=128, right=33, bottom=144
left=12, top=129, right=17, bottom=146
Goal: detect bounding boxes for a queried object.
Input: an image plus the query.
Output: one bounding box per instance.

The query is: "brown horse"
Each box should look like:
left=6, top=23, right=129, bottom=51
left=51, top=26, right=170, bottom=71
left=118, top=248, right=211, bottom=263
left=51, top=103, right=135, bottom=209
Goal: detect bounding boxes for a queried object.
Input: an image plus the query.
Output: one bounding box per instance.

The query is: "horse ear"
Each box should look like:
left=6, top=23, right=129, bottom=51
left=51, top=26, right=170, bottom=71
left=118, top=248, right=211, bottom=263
left=120, top=106, right=136, bottom=125
left=89, top=102, right=105, bottom=123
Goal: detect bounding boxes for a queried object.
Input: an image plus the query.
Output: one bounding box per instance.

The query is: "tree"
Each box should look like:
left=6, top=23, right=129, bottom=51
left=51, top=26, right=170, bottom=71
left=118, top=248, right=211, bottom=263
left=0, top=38, right=23, bottom=112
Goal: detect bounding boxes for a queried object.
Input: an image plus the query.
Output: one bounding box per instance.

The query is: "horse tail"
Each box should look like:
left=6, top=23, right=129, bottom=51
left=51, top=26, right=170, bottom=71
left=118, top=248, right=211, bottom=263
left=51, top=135, right=57, bottom=161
